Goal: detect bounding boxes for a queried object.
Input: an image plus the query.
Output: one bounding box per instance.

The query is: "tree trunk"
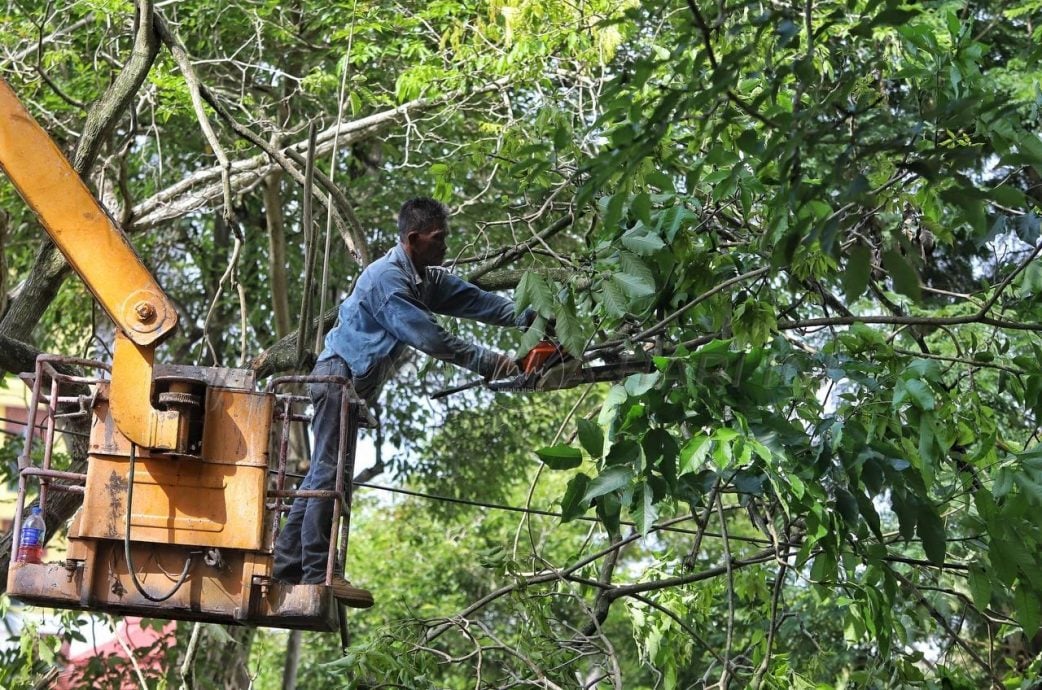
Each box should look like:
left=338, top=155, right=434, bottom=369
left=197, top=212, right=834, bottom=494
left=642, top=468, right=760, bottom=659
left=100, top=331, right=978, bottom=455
left=282, top=631, right=303, bottom=690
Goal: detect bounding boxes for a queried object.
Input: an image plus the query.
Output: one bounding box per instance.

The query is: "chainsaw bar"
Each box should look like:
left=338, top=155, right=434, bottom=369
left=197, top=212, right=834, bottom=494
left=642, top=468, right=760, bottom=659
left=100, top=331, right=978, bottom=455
left=431, top=360, right=654, bottom=399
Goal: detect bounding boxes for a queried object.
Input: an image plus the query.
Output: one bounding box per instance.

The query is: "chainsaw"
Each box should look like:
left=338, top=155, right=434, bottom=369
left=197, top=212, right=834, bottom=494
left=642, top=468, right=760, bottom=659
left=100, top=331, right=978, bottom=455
left=430, top=338, right=580, bottom=399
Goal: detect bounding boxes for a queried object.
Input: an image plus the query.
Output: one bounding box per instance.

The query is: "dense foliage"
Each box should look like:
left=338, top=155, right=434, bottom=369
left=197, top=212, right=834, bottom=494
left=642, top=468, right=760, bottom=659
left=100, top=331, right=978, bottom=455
left=2, top=0, right=1042, bottom=687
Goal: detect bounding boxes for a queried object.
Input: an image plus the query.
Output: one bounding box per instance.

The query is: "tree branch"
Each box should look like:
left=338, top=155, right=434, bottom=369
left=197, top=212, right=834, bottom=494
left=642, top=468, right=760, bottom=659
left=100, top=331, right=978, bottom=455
left=127, top=78, right=511, bottom=231
left=464, top=214, right=575, bottom=282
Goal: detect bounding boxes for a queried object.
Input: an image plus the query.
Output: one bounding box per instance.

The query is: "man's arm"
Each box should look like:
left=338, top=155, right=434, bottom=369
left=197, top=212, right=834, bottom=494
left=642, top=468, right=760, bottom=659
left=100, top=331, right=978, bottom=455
left=369, top=279, right=508, bottom=378
left=427, top=270, right=534, bottom=328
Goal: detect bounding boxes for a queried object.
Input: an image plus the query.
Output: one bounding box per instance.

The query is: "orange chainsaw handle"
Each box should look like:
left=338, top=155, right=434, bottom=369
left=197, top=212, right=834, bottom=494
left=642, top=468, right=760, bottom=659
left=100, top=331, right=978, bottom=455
left=520, top=340, right=561, bottom=375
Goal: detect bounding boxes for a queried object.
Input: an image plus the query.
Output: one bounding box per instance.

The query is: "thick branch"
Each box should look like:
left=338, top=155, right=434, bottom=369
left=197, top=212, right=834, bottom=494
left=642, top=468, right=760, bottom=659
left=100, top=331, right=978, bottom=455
left=471, top=267, right=589, bottom=291
left=73, top=1, right=159, bottom=174
left=250, top=306, right=338, bottom=379
left=0, top=334, right=43, bottom=376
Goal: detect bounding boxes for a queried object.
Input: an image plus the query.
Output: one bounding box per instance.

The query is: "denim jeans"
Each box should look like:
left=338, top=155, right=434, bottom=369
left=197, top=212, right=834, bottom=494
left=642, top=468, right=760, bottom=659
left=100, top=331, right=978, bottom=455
left=272, top=356, right=351, bottom=584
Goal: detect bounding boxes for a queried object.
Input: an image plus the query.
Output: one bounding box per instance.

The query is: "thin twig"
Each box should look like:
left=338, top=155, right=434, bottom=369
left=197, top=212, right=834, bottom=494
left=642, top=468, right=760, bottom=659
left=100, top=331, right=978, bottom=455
left=178, top=622, right=203, bottom=690
left=717, top=495, right=735, bottom=689
left=751, top=559, right=789, bottom=688
left=111, top=619, right=150, bottom=690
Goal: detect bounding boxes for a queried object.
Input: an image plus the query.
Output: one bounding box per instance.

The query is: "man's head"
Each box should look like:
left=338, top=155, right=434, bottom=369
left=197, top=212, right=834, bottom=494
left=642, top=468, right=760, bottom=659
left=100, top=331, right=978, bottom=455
left=398, top=197, right=449, bottom=270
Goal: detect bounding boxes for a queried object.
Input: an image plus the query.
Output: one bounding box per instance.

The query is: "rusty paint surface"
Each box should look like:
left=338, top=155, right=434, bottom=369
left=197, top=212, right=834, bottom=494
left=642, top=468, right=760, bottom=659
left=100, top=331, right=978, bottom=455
left=200, top=388, right=273, bottom=466
left=6, top=546, right=337, bottom=631
left=109, top=333, right=186, bottom=451
left=81, top=387, right=268, bottom=550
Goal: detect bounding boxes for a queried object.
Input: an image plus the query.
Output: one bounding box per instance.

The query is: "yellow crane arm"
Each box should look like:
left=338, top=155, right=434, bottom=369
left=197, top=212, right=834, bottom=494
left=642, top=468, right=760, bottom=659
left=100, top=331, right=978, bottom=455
left=0, top=77, right=187, bottom=452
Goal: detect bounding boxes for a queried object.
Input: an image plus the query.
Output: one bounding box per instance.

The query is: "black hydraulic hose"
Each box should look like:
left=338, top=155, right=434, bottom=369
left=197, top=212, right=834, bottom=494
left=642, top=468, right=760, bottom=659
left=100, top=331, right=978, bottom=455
left=124, top=443, right=193, bottom=602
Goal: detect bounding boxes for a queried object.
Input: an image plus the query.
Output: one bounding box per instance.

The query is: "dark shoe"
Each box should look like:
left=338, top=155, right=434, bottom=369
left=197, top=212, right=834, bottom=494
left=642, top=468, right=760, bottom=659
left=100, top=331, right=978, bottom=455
left=330, top=575, right=374, bottom=608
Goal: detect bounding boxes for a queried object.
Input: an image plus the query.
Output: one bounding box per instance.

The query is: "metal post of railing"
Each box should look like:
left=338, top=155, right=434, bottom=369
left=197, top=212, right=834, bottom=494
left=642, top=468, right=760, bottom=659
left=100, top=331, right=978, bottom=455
left=271, top=395, right=294, bottom=547
left=335, top=399, right=360, bottom=579
left=325, top=379, right=350, bottom=586
left=10, top=358, right=45, bottom=563
left=38, top=374, right=59, bottom=511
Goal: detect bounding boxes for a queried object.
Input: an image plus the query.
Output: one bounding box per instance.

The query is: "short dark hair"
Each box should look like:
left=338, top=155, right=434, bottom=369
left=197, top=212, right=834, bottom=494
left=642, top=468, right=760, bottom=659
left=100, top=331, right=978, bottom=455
left=397, top=197, right=448, bottom=240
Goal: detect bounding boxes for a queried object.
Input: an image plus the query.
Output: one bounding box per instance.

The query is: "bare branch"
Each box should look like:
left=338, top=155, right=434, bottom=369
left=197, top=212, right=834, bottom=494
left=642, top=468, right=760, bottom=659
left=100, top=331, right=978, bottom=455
left=153, top=11, right=233, bottom=220
left=128, top=78, right=511, bottom=231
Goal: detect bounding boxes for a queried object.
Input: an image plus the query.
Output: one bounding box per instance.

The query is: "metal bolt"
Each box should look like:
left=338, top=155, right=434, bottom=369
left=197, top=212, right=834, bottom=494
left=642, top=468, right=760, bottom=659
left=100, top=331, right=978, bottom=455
left=134, top=301, right=156, bottom=323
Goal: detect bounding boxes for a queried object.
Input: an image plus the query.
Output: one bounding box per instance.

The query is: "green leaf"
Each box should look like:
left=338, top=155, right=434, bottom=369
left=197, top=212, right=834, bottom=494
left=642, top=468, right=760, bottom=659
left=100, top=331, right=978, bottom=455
left=643, top=428, right=679, bottom=485
left=679, top=434, right=711, bottom=475
left=612, top=272, right=655, bottom=301
left=788, top=474, right=806, bottom=499
left=577, top=418, right=604, bottom=459
left=601, top=279, right=629, bottom=317
left=583, top=466, right=633, bottom=502
left=517, top=314, right=547, bottom=357
left=843, top=243, right=872, bottom=301
left=514, top=271, right=555, bottom=316
left=917, top=504, right=947, bottom=566
left=598, top=384, right=628, bottom=427
left=894, top=379, right=935, bottom=411
left=604, top=191, right=627, bottom=231
left=553, top=124, right=570, bottom=151
left=614, top=251, right=657, bottom=299
left=1018, top=132, right=1042, bottom=164
left=856, top=491, right=883, bottom=540
left=596, top=492, right=623, bottom=537
left=561, top=473, right=591, bottom=522
left=1016, top=582, right=1041, bottom=637
left=834, top=487, right=859, bottom=526
left=605, top=438, right=641, bottom=466
left=968, top=564, right=992, bottom=610
left=554, top=300, right=587, bottom=357
left=1013, top=473, right=1042, bottom=505
left=622, top=229, right=666, bottom=255
left=535, top=445, right=583, bottom=470
left=624, top=371, right=660, bottom=396
left=891, top=491, right=918, bottom=541
left=882, top=249, right=921, bottom=301
left=631, top=482, right=657, bottom=537
left=631, top=192, right=652, bottom=226
left=810, top=550, right=836, bottom=584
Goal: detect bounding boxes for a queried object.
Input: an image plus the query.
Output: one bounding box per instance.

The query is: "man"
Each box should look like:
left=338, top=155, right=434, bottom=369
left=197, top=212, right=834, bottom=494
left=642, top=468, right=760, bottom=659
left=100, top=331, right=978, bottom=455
left=273, top=197, right=532, bottom=605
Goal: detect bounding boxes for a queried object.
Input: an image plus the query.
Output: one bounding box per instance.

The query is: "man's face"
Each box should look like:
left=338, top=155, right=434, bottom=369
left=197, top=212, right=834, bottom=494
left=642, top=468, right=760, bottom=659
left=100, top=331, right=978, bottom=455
left=408, top=223, right=448, bottom=269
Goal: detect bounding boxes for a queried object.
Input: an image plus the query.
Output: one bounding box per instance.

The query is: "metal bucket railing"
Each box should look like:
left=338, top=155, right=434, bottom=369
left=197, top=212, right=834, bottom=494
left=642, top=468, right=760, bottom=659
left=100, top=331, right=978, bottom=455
left=10, top=355, right=109, bottom=565
left=266, top=375, right=376, bottom=585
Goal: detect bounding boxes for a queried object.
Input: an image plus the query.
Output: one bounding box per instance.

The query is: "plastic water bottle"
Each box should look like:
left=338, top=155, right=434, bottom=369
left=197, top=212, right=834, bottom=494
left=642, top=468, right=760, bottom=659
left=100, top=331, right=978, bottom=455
left=16, top=507, right=45, bottom=564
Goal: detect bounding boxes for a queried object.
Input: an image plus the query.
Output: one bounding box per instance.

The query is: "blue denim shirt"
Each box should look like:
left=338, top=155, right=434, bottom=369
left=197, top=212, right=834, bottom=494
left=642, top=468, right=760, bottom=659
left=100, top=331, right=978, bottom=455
left=319, top=243, right=531, bottom=398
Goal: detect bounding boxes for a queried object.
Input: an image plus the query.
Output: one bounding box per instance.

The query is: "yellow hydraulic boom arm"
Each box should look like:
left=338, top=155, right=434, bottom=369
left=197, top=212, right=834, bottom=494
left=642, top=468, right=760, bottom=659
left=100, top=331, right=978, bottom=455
left=0, top=77, right=188, bottom=452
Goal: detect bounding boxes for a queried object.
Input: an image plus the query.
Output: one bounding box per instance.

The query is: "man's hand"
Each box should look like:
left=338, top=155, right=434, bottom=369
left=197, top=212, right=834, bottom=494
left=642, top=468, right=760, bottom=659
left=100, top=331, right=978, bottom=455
left=488, top=353, right=520, bottom=381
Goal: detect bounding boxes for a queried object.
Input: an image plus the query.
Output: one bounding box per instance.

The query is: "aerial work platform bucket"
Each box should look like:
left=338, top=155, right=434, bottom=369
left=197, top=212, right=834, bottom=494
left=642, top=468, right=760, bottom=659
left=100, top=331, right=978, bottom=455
left=7, top=354, right=373, bottom=631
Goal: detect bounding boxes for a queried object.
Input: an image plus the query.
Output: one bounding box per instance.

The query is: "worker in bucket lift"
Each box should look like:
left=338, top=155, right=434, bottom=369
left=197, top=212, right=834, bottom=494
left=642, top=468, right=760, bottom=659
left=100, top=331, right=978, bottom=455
left=273, top=197, right=535, bottom=604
